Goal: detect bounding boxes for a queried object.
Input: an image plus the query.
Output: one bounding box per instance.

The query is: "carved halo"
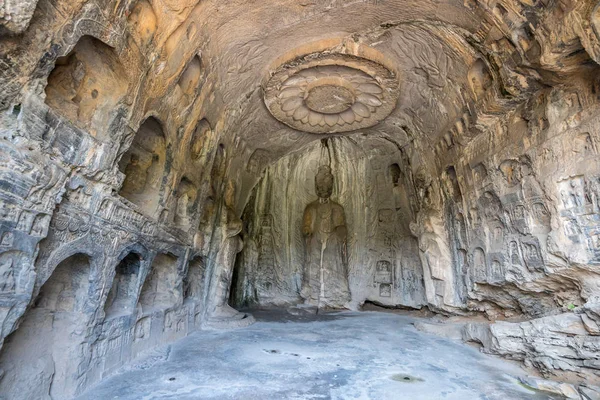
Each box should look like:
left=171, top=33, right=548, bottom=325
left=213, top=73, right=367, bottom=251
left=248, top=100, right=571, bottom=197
left=264, top=53, right=400, bottom=134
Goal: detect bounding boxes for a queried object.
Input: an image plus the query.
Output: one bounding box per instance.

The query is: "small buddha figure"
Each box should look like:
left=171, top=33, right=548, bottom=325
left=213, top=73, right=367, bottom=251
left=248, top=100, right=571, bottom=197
left=301, top=165, right=350, bottom=308
left=121, top=153, right=147, bottom=195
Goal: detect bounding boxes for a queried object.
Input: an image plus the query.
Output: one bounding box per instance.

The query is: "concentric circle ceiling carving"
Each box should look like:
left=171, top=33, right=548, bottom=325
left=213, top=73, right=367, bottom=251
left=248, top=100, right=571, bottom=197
left=264, top=53, right=400, bottom=134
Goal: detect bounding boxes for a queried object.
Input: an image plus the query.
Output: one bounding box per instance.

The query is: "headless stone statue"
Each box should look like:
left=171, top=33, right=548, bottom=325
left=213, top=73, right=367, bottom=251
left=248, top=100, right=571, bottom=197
left=301, top=166, right=350, bottom=308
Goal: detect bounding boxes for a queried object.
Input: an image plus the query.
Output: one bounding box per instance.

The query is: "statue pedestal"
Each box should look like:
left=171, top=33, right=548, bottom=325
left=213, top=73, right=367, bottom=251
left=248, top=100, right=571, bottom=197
left=287, top=303, right=319, bottom=316
left=205, top=306, right=255, bottom=330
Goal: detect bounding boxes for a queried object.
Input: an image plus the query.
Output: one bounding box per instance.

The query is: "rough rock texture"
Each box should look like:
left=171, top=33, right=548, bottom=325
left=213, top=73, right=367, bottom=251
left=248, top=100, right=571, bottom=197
left=465, top=303, right=600, bottom=386
left=2, top=0, right=600, bottom=398
left=416, top=307, right=600, bottom=395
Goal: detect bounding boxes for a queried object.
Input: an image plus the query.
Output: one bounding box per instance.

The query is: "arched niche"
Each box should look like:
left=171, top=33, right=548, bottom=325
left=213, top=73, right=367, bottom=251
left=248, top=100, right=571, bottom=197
left=190, top=119, right=212, bottom=162
left=246, top=149, right=269, bottom=174
left=471, top=247, right=487, bottom=284
left=174, top=177, right=198, bottom=229
left=138, top=253, right=181, bottom=312
left=104, top=252, right=142, bottom=318
left=44, top=36, right=128, bottom=140
left=128, top=0, right=157, bottom=48
left=467, top=59, right=492, bottom=101
left=0, top=253, right=92, bottom=399
left=183, top=256, right=205, bottom=301
left=572, top=132, right=596, bottom=156
left=387, top=162, right=413, bottom=228
left=388, top=163, right=401, bottom=186
left=200, top=196, right=216, bottom=227
left=35, top=253, right=91, bottom=312
left=178, top=56, right=202, bottom=96
left=118, top=117, right=167, bottom=217
left=0, top=250, right=30, bottom=295
left=443, top=166, right=463, bottom=201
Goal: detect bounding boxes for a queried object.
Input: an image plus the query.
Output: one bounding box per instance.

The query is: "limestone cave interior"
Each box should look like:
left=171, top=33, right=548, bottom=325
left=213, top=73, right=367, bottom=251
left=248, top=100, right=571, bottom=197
left=1, top=0, right=600, bottom=399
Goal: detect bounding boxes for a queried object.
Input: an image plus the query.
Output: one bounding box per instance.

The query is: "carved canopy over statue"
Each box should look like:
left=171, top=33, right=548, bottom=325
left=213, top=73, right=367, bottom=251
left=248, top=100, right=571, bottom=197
left=301, top=165, right=350, bottom=308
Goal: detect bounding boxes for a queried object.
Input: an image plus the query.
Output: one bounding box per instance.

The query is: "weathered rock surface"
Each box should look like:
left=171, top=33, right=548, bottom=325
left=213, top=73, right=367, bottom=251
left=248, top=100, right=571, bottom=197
left=416, top=303, right=600, bottom=397
left=2, top=0, right=600, bottom=398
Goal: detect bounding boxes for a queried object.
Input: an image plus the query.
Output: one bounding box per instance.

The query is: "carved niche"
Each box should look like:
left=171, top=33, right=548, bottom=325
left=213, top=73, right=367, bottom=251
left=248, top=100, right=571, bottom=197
left=471, top=247, right=487, bottom=284
left=374, top=260, right=393, bottom=298
left=173, top=177, right=198, bottom=229
left=468, top=59, right=492, bottom=101
left=520, top=237, right=544, bottom=272
left=178, top=56, right=202, bottom=101
left=190, top=119, right=212, bottom=163
left=374, top=260, right=393, bottom=284
left=118, top=117, right=167, bottom=216
left=44, top=36, right=128, bottom=140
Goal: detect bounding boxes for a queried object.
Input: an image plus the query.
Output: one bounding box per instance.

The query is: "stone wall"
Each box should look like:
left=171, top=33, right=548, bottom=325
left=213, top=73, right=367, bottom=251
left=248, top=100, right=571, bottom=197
left=423, top=86, right=600, bottom=388
left=0, top=0, right=233, bottom=397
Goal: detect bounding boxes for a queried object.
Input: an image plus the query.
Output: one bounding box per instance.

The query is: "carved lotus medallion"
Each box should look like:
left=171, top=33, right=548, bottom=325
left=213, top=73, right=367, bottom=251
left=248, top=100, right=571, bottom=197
left=264, top=53, right=400, bottom=134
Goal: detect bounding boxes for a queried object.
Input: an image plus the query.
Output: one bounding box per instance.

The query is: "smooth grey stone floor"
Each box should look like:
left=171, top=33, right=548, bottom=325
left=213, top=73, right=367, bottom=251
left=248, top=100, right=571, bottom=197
left=76, top=310, right=562, bottom=400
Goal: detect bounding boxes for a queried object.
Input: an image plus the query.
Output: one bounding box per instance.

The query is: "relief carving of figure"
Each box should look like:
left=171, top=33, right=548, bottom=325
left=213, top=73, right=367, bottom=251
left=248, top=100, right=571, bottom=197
left=121, top=154, right=147, bottom=195
left=301, top=166, right=350, bottom=308
left=409, top=173, right=456, bottom=309
left=206, top=180, right=252, bottom=325
left=175, top=193, right=189, bottom=223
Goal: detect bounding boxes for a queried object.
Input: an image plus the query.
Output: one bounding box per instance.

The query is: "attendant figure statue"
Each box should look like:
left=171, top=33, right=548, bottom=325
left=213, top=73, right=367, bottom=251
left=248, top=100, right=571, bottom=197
left=301, top=166, right=350, bottom=308
left=206, top=180, right=254, bottom=327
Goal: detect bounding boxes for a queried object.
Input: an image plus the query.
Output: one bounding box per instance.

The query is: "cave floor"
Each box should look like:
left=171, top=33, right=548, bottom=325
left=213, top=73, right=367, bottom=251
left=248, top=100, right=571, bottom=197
left=76, top=310, right=560, bottom=400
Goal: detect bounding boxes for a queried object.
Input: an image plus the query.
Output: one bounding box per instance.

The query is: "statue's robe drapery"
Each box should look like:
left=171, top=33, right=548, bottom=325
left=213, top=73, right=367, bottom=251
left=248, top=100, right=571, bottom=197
left=207, top=206, right=244, bottom=319
left=301, top=199, right=350, bottom=307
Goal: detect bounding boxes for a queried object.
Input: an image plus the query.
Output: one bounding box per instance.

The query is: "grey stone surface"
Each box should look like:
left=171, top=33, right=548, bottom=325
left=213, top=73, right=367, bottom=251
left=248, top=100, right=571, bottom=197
left=76, top=311, right=562, bottom=400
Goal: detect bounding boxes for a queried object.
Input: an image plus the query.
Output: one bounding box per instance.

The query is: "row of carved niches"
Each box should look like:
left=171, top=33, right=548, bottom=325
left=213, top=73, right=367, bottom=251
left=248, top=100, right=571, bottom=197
left=100, top=251, right=205, bottom=321
left=101, top=252, right=205, bottom=367
left=264, top=52, right=400, bottom=134
left=44, top=36, right=128, bottom=142
left=104, top=252, right=204, bottom=319
left=118, top=116, right=212, bottom=229
left=0, top=248, right=207, bottom=398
